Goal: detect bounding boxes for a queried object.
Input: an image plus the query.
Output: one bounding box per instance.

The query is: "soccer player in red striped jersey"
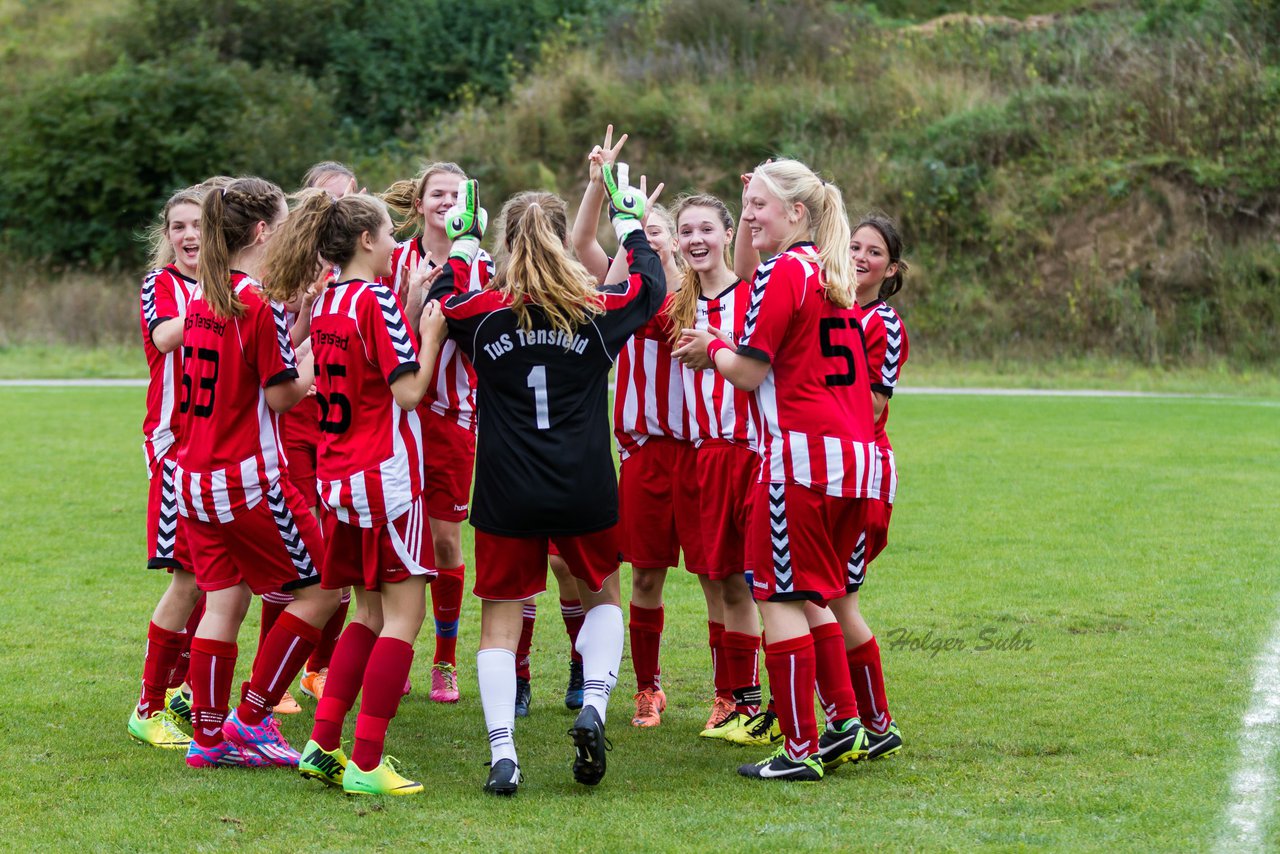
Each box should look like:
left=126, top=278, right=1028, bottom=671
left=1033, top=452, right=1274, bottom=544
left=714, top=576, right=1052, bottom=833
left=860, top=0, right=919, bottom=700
left=127, top=186, right=206, bottom=750
left=572, top=128, right=698, bottom=730
left=176, top=177, right=342, bottom=771
left=262, top=161, right=363, bottom=714
left=380, top=162, right=493, bottom=703
left=261, top=190, right=448, bottom=796
left=676, top=159, right=871, bottom=781
left=843, top=214, right=911, bottom=759
left=665, top=194, right=775, bottom=741
left=426, top=169, right=666, bottom=795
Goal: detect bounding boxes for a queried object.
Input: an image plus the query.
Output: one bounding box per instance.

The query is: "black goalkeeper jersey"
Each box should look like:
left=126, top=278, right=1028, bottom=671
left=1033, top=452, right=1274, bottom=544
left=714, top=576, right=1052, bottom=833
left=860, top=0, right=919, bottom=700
left=430, top=230, right=665, bottom=537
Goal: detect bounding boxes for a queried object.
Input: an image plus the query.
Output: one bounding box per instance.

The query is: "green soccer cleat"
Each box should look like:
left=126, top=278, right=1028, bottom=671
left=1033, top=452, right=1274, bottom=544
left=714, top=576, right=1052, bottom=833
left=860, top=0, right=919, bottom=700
left=724, top=710, right=783, bottom=746
left=818, top=718, right=869, bottom=770
left=737, top=746, right=824, bottom=782
left=342, top=756, right=424, bottom=796
left=128, top=708, right=191, bottom=750
left=299, top=739, right=348, bottom=788
left=864, top=721, right=903, bottom=760
left=699, top=710, right=748, bottom=740
left=165, top=687, right=192, bottom=724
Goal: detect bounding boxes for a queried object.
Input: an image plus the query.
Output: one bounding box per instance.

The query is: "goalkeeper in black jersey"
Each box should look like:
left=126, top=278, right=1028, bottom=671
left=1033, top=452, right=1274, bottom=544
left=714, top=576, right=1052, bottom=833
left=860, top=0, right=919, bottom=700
left=424, top=162, right=664, bottom=795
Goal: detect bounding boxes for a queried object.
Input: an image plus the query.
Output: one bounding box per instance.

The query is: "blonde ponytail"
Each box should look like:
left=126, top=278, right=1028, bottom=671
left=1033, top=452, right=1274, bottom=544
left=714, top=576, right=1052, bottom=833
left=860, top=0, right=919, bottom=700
left=492, top=192, right=601, bottom=341
left=753, top=159, right=854, bottom=308
left=197, top=177, right=285, bottom=318
left=262, top=190, right=390, bottom=304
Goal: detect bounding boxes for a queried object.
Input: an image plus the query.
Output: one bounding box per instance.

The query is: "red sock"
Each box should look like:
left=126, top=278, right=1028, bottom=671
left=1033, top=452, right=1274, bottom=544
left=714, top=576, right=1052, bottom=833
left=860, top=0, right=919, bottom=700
left=138, top=622, right=184, bottom=717
left=812, top=623, right=857, bottom=723
left=516, top=603, right=536, bottom=680
left=848, top=636, right=892, bottom=733
left=431, top=565, right=464, bottom=666
left=708, top=620, right=730, bottom=699
left=188, top=637, right=237, bottom=746
left=254, top=594, right=291, bottom=670
left=560, top=598, right=585, bottom=664
left=169, top=596, right=205, bottom=689
left=351, top=637, right=414, bottom=771
left=237, top=610, right=320, bottom=726
left=307, top=590, right=349, bottom=673
left=709, top=621, right=731, bottom=700
left=723, top=631, right=762, bottom=716
left=310, top=621, right=378, bottom=751
left=629, top=604, right=664, bottom=691
left=765, top=634, right=818, bottom=760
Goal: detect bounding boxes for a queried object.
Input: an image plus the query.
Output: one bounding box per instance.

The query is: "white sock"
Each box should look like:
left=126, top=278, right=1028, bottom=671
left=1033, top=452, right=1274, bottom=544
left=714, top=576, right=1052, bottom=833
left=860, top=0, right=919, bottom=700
left=477, top=647, right=518, bottom=765
left=574, top=604, right=622, bottom=718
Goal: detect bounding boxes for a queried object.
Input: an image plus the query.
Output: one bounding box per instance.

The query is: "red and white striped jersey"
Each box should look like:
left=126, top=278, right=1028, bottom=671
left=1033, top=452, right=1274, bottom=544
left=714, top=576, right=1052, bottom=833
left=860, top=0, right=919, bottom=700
left=140, top=265, right=194, bottom=466
left=310, top=278, right=425, bottom=527
left=175, top=273, right=299, bottom=522
left=281, top=302, right=323, bottom=452
left=735, top=244, right=882, bottom=499
left=385, top=238, right=493, bottom=431
left=613, top=293, right=690, bottom=459
left=683, top=279, right=758, bottom=450
left=855, top=299, right=909, bottom=503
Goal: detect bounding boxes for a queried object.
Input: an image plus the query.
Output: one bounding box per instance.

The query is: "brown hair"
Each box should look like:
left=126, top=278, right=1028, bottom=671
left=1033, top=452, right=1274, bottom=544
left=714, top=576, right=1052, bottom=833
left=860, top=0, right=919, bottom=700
left=752, top=159, right=854, bottom=307
left=491, top=191, right=602, bottom=341
left=261, top=190, right=389, bottom=305
left=667, top=194, right=735, bottom=343
left=852, top=214, right=909, bottom=301
left=197, top=177, right=285, bottom=319
left=302, top=160, right=356, bottom=192
left=146, top=186, right=206, bottom=271
left=380, top=161, right=467, bottom=235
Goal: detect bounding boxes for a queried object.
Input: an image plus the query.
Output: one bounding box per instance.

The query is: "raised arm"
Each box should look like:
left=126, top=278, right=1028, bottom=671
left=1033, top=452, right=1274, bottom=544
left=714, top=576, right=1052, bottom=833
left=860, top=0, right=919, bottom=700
left=572, top=125, right=627, bottom=283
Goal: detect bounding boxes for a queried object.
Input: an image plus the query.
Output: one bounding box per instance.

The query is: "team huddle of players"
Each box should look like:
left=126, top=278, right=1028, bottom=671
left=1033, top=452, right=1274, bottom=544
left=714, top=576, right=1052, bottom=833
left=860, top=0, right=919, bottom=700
left=126, top=126, right=910, bottom=795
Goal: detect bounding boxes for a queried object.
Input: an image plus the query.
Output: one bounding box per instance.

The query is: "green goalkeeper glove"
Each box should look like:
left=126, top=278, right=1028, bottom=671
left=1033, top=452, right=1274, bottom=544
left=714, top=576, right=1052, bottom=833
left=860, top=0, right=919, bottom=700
left=445, top=179, right=487, bottom=262
left=602, top=162, right=645, bottom=239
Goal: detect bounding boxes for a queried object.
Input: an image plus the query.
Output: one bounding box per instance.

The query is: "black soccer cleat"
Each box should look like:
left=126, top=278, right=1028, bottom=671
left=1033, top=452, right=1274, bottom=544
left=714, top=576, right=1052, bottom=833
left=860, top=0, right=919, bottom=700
left=817, top=718, right=869, bottom=770
left=737, top=746, right=824, bottom=782
left=864, top=722, right=903, bottom=760
left=515, top=677, right=532, bottom=718
left=568, top=705, right=611, bottom=785
left=483, top=758, right=522, bottom=797
left=564, top=660, right=584, bottom=710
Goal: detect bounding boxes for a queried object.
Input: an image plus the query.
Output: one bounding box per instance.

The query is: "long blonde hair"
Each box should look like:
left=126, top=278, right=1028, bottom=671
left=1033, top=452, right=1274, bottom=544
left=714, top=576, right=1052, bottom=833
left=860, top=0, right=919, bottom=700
left=197, top=177, right=285, bottom=319
left=146, top=186, right=205, bottom=271
left=667, top=194, right=735, bottom=343
left=752, top=159, right=854, bottom=307
left=380, top=161, right=467, bottom=235
left=491, top=191, right=602, bottom=341
left=261, top=190, right=389, bottom=305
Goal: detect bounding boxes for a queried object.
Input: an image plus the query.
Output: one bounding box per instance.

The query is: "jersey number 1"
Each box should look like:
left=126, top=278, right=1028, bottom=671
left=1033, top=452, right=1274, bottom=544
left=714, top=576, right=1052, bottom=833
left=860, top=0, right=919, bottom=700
left=527, top=366, right=550, bottom=430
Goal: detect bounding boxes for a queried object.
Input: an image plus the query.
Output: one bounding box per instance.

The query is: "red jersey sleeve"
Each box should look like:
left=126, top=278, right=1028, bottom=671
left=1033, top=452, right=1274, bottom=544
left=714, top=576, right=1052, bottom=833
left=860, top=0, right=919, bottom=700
left=736, top=253, right=803, bottom=363
left=249, top=298, right=300, bottom=388
left=361, top=284, right=421, bottom=385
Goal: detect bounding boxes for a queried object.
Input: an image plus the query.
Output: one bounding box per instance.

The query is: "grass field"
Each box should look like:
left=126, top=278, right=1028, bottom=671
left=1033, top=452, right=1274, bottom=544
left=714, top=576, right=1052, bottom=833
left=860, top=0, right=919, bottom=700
left=1, top=387, right=1277, bottom=851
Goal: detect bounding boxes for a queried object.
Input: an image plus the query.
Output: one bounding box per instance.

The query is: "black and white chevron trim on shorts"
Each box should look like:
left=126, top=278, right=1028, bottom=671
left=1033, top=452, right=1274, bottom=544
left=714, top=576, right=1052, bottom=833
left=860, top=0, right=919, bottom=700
left=148, top=457, right=181, bottom=568
left=266, top=484, right=319, bottom=589
left=846, top=530, right=867, bottom=591
left=768, top=483, right=794, bottom=594
left=372, top=285, right=417, bottom=364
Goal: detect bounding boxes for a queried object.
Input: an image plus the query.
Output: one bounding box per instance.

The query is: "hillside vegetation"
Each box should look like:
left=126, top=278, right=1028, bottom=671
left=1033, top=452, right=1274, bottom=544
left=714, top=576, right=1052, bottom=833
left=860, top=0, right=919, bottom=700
left=1, top=0, right=1276, bottom=365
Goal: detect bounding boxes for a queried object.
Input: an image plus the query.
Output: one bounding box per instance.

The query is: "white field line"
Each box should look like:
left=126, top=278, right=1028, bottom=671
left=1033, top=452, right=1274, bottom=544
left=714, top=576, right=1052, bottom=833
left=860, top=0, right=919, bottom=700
left=1218, top=616, right=1280, bottom=852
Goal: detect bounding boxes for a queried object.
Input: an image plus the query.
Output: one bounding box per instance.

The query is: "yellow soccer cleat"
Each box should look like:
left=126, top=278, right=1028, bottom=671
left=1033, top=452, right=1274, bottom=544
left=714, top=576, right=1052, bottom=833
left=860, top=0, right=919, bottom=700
left=342, top=756, right=424, bottom=796
left=699, top=709, right=748, bottom=740
left=724, top=710, right=783, bottom=746
left=298, top=739, right=348, bottom=787
left=128, top=708, right=192, bottom=750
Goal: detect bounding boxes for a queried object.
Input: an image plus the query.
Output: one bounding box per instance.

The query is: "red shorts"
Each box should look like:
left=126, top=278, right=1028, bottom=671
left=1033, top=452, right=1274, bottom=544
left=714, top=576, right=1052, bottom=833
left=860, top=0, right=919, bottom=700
left=282, top=398, right=321, bottom=508
left=146, top=455, right=190, bottom=572
left=847, top=499, right=893, bottom=592
left=696, top=440, right=757, bottom=580
left=184, top=478, right=324, bottom=595
left=747, top=481, right=869, bottom=606
left=474, top=526, right=620, bottom=602
left=618, top=438, right=707, bottom=572
left=322, top=494, right=435, bottom=591
left=423, top=409, right=476, bottom=522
